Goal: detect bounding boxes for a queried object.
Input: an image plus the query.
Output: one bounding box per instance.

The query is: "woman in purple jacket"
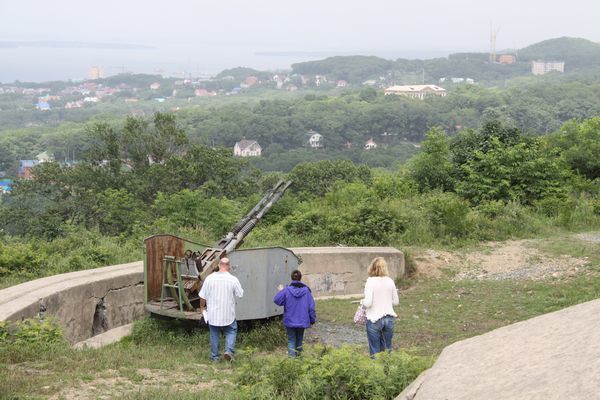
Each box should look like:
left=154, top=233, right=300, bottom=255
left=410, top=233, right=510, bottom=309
left=274, top=270, right=316, bottom=357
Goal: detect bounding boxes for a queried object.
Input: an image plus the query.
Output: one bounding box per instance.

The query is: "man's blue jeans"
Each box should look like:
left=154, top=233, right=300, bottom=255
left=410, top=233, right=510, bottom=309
left=286, top=327, right=305, bottom=357
left=208, top=320, right=237, bottom=361
left=366, top=315, right=395, bottom=357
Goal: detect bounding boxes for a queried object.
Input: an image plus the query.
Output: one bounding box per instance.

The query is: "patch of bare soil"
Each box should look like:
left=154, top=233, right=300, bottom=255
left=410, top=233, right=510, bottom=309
left=52, top=368, right=216, bottom=400
left=413, top=236, right=593, bottom=281
left=576, top=233, right=600, bottom=243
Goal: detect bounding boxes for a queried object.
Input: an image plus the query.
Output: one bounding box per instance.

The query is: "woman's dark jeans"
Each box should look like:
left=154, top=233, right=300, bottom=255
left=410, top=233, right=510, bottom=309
left=366, top=315, right=395, bottom=357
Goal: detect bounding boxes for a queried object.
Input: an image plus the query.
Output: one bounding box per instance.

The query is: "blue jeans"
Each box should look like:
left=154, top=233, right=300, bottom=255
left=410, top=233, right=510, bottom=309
left=208, top=320, right=237, bottom=361
left=286, top=327, right=305, bottom=357
left=366, top=316, right=395, bottom=357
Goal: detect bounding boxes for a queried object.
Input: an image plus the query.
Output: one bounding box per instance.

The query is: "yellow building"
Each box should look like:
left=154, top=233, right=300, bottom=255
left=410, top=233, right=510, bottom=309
left=384, top=84, right=447, bottom=99
left=88, top=66, right=104, bottom=80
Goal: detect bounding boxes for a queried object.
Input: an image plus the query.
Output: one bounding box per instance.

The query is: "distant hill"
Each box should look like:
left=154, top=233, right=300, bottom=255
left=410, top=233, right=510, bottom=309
left=288, top=37, right=600, bottom=85
left=517, top=37, right=600, bottom=69
left=290, top=54, right=528, bottom=85
left=291, top=56, right=394, bottom=82
left=215, top=67, right=272, bottom=81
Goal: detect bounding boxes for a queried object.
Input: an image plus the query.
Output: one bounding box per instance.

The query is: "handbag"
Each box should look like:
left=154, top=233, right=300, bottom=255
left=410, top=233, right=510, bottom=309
left=353, top=304, right=367, bottom=325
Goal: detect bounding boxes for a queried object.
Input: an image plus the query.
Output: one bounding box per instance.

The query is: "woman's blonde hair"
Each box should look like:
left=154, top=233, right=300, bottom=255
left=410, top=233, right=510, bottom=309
left=367, top=257, right=389, bottom=277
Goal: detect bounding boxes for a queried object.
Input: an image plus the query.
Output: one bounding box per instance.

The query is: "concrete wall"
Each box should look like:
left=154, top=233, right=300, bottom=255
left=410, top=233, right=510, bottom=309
left=0, top=262, right=144, bottom=344
left=0, top=247, right=404, bottom=344
left=292, top=247, right=404, bottom=298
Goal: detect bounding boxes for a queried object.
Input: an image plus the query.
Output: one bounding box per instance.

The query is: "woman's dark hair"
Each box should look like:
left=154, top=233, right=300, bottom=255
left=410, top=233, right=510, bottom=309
left=291, top=270, right=302, bottom=281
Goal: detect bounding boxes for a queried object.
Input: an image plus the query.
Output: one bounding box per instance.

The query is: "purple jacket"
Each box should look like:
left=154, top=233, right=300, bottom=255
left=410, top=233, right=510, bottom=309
left=273, top=281, right=316, bottom=328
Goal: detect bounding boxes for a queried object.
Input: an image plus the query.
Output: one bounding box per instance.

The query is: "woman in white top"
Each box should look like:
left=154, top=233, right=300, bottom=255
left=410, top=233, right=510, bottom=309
left=361, top=257, right=399, bottom=357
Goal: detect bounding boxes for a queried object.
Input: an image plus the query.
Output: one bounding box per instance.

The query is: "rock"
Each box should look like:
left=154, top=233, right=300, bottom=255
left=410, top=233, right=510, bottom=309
left=397, top=299, right=600, bottom=400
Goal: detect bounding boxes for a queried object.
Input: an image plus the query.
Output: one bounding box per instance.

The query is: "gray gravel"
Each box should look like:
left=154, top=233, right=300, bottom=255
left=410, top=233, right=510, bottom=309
left=305, top=321, right=367, bottom=346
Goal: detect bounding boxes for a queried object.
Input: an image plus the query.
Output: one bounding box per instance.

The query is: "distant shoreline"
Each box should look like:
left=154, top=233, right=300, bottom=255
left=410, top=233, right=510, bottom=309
left=254, top=50, right=453, bottom=59
left=0, top=41, right=153, bottom=50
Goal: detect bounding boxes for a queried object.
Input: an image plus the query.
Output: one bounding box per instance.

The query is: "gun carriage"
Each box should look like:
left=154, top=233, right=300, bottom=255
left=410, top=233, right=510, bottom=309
left=143, top=180, right=299, bottom=321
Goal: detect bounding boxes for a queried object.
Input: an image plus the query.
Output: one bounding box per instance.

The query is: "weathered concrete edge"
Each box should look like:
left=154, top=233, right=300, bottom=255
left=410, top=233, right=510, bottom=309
left=74, top=323, right=135, bottom=349
left=0, top=261, right=143, bottom=320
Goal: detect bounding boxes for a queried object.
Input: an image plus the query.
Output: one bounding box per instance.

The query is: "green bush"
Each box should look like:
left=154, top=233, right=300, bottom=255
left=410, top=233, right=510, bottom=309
left=473, top=201, right=549, bottom=241
left=234, top=346, right=430, bottom=400
left=420, top=191, right=475, bottom=240
left=0, top=317, right=66, bottom=345
left=0, top=242, right=45, bottom=277
left=557, top=196, right=600, bottom=229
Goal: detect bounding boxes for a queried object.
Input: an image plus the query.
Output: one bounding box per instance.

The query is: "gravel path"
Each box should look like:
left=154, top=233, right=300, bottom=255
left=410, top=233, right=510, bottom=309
left=305, top=321, right=367, bottom=346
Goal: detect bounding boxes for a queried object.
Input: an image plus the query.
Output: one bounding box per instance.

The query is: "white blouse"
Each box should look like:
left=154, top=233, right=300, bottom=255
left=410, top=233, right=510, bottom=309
left=362, top=276, right=399, bottom=323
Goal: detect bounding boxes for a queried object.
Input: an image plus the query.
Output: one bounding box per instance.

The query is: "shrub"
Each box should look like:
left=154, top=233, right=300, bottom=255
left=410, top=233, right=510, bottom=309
left=557, top=196, right=600, bottom=229
left=420, top=191, right=475, bottom=240
left=0, top=242, right=45, bottom=277
left=234, top=346, right=430, bottom=400
left=473, top=201, right=548, bottom=241
left=0, top=317, right=66, bottom=345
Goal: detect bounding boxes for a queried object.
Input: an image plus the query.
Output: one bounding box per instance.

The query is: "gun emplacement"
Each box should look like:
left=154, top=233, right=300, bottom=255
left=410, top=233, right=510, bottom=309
left=143, top=180, right=297, bottom=320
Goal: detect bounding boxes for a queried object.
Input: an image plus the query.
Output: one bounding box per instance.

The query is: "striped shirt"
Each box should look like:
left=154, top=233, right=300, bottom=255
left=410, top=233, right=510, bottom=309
left=199, top=271, right=244, bottom=326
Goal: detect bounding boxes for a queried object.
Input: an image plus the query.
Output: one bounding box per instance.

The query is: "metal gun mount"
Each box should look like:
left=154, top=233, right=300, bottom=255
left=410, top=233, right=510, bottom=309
left=196, top=179, right=293, bottom=279
left=143, top=180, right=299, bottom=321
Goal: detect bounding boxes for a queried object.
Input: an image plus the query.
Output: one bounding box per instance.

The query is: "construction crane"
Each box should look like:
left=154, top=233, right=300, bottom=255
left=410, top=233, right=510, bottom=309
left=490, top=23, right=501, bottom=63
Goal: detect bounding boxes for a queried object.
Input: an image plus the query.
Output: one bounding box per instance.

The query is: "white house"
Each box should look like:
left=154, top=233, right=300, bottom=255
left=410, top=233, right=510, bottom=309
left=531, top=61, right=565, bottom=75
left=35, top=151, right=53, bottom=163
left=234, top=139, right=262, bottom=157
left=307, top=130, right=323, bottom=148
left=364, top=138, right=378, bottom=150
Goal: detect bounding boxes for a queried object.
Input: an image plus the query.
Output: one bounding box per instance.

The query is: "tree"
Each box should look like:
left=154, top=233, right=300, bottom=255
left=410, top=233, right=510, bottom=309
left=407, top=127, right=454, bottom=192
left=552, top=118, right=600, bottom=180
left=288, top=159, right=372, bottom=197
left=456, top=138, right=571, bottom=205
left=95, top=188, right=147, bottom=236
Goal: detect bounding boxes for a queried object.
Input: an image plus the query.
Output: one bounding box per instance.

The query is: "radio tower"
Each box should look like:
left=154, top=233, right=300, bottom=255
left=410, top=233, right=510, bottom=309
left=489, top=23, right=500, bottom=63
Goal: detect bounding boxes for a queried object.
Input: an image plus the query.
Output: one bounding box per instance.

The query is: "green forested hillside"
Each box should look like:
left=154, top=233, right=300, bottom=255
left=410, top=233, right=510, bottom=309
left=290, top=37, right=600, bottom=84
left=518, top=37, right=600, bottom=68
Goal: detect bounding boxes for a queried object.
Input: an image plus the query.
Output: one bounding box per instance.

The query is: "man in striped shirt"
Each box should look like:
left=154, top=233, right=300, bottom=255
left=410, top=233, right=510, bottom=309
left=199, top=257, right=244, bottom=361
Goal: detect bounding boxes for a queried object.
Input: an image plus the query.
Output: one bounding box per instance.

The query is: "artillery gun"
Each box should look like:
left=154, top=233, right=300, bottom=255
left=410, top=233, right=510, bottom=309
left=143, top=180, right=299, bottom=321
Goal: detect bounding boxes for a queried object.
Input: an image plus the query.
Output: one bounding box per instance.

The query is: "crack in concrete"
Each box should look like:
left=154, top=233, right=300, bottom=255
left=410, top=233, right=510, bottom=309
left=87, top=281, right=144, bottom=301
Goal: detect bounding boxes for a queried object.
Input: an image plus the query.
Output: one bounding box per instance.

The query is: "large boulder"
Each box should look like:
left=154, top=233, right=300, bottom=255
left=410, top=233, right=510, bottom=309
left=397, top=299, right=600, bottom=400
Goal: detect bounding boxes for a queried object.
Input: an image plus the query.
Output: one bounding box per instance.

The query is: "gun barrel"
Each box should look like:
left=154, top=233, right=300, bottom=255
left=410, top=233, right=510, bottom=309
left=218, top=180, right=292, bottom=253
left=198, top=180, right=292, bottom=280
left=228, top=180, right=285, bottom=235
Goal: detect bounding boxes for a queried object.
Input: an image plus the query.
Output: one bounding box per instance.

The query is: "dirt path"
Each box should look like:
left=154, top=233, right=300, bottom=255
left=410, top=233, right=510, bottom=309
left=413, top=233, right=598, bottom=281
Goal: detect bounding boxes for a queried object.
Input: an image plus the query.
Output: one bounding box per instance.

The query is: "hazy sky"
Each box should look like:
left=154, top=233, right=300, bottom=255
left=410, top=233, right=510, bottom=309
left=1, top=0, right=599, bottom=81
left=3, top=0, right=598, bottom=52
